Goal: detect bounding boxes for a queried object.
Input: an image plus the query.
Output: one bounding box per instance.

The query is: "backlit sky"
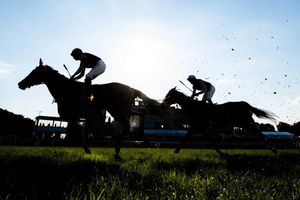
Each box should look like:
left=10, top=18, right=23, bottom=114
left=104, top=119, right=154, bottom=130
left=0, top=0, right=300, bottom=124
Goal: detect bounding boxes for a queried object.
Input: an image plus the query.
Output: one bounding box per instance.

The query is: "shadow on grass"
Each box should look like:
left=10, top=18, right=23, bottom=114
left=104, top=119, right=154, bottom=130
left=0, top=156, right=121, bottom=200
left=217, top=151, right=300, bottom=176
left=150, top=151, right=300, bottom=177
left=153, top=157, right=223, bottom=176
left=1, top=150, right=300, bottom=199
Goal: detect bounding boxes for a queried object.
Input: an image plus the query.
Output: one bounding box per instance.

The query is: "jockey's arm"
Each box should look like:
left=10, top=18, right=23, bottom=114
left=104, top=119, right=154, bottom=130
left=195, top=91, right=204, bottom=95
left=71, top=63, right=85, bottom=80
left=191, top=88, right=200, bottom=98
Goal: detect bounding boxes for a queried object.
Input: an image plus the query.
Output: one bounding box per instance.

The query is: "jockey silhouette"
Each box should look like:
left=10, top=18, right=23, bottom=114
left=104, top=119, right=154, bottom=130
left=187, top=75, right=215, bottom=104
left=70, top=48, right=106, bottom=100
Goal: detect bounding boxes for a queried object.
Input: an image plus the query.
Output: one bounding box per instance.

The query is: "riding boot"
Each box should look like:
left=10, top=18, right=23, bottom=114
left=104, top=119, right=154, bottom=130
left=84, top=77, right=92, bottom=100
left=81, top=77, right=92, bottom=117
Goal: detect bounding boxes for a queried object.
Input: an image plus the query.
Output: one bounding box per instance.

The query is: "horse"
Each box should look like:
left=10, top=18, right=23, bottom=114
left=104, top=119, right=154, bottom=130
left=162, top=87, right=276, bottom=153
left=18, top=59, right=163, bottom=157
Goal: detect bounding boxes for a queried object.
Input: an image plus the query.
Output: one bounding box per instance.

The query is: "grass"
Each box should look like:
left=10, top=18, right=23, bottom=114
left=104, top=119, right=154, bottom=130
left=0, top=146, right=299, bottom=199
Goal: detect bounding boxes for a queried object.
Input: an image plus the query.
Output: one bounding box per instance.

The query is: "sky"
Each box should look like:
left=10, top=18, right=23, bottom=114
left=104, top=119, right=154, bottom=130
left=0, top=0, right=300, bottom=124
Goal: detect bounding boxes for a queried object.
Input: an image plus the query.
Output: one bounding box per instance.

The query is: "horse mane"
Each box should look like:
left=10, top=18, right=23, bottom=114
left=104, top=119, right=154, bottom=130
left=170, top=88, right=187, bottom=98
left=175, top=89, right=188, bottom=97
left=44, top=65, right=65, bottom=76
left=44, top=65, right=69, bottom=81
left=172, top=89, right=200, bottom=104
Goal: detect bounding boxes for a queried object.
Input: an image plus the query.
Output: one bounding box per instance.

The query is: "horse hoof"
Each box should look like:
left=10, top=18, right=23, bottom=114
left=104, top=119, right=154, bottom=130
left=114, top=154, right=121, bottom=160
left=84, top=148, right=92, bottom=154
left=174, top=149, right=180, bottom=154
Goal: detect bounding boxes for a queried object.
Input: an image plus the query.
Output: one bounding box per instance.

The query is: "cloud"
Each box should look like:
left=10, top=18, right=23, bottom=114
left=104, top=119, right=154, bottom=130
left=0, top=61, right=14, bottom=75
left=292, top=96, right=300, bottom=107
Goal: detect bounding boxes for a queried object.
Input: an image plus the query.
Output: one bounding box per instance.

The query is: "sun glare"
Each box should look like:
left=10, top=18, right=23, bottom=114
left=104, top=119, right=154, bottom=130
left=118, top=36, right=171, bottom=83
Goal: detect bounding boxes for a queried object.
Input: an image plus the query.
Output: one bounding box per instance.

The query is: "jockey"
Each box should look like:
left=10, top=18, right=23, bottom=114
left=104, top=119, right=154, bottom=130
left=70, top=48, right=106, bottom=86
left=187, top=75, right=215, bottom=104
left=70, top=48, right=106, bottom=101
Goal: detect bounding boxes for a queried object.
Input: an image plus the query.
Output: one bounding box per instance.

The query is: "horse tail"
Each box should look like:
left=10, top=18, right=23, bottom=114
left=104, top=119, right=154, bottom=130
left=136, top=90, right=157, bottom=105
left=135, top=90, right=166, bottom=116
left=250, top=105, right=277, bottom=122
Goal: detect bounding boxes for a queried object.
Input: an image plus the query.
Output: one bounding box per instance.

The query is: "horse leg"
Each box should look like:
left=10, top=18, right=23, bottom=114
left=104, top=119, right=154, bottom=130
left=81, top=121, right=91, bottom=154
left=113, top=118, right=130, bottom=159
left=215, top=148, right=225, bottom=157
left=67, top=120, right=91, bottom=154
left=114, top=136, right=121, bottom=159
left=175, top=129, right=193, bottom=153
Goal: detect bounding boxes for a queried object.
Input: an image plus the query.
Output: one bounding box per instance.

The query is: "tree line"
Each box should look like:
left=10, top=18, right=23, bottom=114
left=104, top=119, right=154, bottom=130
left=277, top=121, right=300, bottom=136
left=0, top=108, right=34, bottom=139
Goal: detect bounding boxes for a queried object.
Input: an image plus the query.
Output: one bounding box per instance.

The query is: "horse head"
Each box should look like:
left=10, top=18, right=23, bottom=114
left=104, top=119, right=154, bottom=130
left=18, top=59, right=52, bottom=90
left=162, top=87, right=183, bottom=107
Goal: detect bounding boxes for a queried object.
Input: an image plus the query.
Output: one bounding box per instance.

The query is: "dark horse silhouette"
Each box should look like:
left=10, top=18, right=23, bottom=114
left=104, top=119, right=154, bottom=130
left=162, top=88, right=276, bottom=153
left=18, top=59, right=162, bottom=157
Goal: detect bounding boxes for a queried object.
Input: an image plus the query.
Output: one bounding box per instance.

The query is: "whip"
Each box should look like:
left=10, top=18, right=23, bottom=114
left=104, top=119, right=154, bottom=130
left=179, top=80, right=193, bottom=92
left=63, top=64, right=72, bottom=78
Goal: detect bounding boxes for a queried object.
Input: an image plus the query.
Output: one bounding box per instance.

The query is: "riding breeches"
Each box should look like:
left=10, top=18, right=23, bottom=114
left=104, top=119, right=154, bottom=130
left=85, top=59, right=106, bottom=80
left=202, top=85, right=215, bottom=102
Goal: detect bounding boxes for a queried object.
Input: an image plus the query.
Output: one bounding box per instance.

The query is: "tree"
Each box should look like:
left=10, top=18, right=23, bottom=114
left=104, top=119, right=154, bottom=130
left=277, top=121, right=292, bottom=132
left=0, top=108, right=34, bottom=139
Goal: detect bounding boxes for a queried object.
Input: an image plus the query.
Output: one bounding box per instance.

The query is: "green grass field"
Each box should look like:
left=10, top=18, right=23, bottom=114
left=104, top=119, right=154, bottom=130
left=0, top=146, right=299, bottom=200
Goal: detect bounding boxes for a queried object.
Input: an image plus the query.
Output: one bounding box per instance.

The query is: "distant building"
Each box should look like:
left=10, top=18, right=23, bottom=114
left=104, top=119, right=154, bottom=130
left=262, top=131, right=298, bottom=148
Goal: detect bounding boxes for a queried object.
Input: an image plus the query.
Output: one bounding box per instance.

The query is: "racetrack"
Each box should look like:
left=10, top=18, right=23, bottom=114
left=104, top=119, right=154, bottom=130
left=0, top=146, right=299, bottom=200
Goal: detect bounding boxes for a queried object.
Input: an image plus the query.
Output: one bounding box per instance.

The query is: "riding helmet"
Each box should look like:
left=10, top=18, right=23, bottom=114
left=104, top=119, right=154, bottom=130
left=187, top=75, right=196, bottom=81
left=71, top=48, right=83, bottom=58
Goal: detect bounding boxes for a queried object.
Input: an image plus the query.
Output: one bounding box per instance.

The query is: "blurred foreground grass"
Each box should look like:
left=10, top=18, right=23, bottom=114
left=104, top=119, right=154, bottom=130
left=0, top=146, right=299, bottom=200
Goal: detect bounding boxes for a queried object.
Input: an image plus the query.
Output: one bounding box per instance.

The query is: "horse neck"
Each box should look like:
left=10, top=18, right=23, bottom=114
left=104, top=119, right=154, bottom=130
left=174, top=92, right=191, bottom=109
left=44, top=71, right=74, bottom=102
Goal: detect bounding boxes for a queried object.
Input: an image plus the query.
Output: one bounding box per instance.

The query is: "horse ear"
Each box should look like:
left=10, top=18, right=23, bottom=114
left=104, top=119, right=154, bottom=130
left=39, top=58, right=43, bottom=66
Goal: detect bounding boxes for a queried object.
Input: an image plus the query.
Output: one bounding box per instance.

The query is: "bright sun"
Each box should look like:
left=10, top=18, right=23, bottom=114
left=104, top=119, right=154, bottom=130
left=118, top=35, right=171, bottom=83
